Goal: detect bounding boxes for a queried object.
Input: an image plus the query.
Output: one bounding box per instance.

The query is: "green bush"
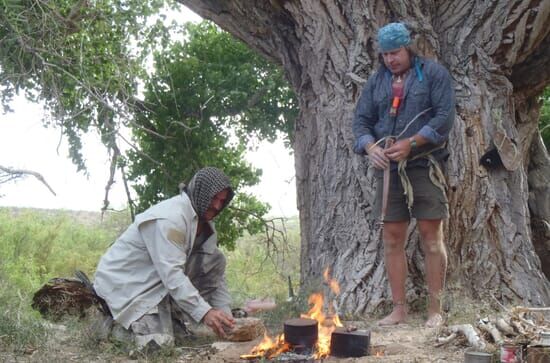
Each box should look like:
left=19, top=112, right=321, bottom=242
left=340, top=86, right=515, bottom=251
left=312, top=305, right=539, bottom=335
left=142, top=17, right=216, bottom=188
left=224, top=217, right=301, bottom=307
left=0, top=208, right=303, bottom=356
left=0, top=276, right=49, bottom=353
left=0, top=208, right=127, bottom=292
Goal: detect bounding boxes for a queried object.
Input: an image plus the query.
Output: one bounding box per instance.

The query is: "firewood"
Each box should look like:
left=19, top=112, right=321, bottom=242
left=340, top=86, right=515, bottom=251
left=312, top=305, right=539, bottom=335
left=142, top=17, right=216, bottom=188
left=511, top=306, right=550, bottom=314
left=32, top=277, right=100, bottom=320
left=495, top=317, right=515, bottom=336
left=225, top=317, right=265, bottom=342
left=435, top=332, right=458, bottom=347
left=510, top=319, right=528, bottom=336
left=448, top=324, right=486, bottom=351
left=478, top=319, right=503, bottom=345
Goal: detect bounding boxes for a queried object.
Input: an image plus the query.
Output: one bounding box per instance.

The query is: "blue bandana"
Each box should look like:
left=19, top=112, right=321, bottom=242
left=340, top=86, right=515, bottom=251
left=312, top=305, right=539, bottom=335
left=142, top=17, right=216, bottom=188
left=377, top=23, right=411, bottom=52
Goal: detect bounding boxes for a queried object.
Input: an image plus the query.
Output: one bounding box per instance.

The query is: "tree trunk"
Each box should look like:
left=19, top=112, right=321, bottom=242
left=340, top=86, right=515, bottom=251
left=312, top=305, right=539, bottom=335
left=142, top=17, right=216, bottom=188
left=179, top=0, right=550, bottom=312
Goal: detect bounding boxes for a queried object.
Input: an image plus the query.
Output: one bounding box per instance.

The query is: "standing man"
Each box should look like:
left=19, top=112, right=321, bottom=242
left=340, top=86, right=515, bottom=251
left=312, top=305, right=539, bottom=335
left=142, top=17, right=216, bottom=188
left=94, top=167, right=236, bottom=348
left=352, top=23, right=455, bottom=327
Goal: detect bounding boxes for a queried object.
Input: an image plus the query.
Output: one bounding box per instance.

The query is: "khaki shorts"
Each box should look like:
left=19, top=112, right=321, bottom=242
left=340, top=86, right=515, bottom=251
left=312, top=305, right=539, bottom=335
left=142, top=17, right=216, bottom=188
left=374, top=166, right=449, bottom=222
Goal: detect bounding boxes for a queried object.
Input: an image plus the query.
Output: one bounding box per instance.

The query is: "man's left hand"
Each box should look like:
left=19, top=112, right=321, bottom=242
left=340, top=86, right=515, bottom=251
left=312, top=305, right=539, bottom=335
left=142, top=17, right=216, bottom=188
left=203, top=308, right=235, bottom=338
left=384, top=139, right=412, bottom=162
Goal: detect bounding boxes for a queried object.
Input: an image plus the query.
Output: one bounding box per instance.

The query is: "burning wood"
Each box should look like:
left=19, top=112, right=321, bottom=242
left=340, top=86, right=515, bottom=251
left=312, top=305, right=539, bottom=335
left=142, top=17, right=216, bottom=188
left=240, top=333, right=289, bottom=360
left=239, top=268, right=366, bottom=360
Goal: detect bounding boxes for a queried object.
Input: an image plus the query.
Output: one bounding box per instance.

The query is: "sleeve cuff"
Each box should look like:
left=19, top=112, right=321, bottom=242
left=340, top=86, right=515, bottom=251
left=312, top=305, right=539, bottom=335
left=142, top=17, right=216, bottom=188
left=353, top=134, right=375, bottom=154
left=418, top=125, right=445, bottom=145
left=189, top=299, right=212, bottom=323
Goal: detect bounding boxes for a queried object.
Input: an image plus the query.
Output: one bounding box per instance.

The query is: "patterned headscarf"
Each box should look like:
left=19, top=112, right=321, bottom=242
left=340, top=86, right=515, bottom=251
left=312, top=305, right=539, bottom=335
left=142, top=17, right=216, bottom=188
left=377, top=22, right=411, bottom=52
left=183, top=167, right=234, bottom=219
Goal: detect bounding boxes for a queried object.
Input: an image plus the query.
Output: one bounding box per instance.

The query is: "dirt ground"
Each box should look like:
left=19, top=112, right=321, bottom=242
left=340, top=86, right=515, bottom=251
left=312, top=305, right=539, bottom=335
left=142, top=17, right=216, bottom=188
left=0, top=313, right=470, bottom=363
left=159, top=312, right=469, bottom=363
left=207, top=315, right=466, bottom=363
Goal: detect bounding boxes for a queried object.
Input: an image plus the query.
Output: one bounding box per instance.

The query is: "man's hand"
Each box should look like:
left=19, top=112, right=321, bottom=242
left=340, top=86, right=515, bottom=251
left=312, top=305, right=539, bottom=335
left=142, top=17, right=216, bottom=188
left=203, top=308, right=235, bottom=338
left=366, top=144, right=390, bottom=170
left=384, top=139, right=412, bottom=162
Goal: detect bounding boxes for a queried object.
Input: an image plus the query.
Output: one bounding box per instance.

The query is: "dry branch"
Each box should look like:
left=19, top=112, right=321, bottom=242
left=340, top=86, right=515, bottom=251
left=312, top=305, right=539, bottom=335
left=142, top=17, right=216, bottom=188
left=448, top=324, right=486, bottom=351
left=495, top=318, right=516, bottom=336
left=478, top=319, right=503, bottom=345
left=0, top=165, right=56, bottom=195
left=435, top=332, right=458, bottom=347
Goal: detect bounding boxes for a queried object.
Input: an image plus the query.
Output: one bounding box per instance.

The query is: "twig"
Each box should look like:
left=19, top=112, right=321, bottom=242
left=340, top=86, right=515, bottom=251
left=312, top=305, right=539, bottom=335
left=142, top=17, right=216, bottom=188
left=176, top=344, right=214, bottom=350
left=435, top=332, right=457, bottom=347
left=0, top=165, right=56, bottom=195
left=512, top=306, right=550, bottom=313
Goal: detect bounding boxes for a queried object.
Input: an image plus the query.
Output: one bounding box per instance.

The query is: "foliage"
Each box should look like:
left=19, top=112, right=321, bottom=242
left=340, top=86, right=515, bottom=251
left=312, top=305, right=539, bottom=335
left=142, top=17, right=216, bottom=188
left=0, top=208, right=124, bottom=354
left=1, top=3, right=297, bottom=247
left=540, top=86, right=550, bottom=150
left=0, top=208, right=302, bottom=358
left=0, top=0, right=170, bottom=171
left=0, top=277, right=48, bottom=354
left=224, top=217, right=301, bottom=306
left=0, top=208, right=124, bottom=291
left=126, top=22, right=297, bottom=248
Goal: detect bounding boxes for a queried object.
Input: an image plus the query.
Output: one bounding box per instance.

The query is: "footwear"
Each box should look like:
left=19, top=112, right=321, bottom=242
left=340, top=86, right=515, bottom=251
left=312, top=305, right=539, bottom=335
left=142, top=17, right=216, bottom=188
left=425, top=313, right=443, bottom=328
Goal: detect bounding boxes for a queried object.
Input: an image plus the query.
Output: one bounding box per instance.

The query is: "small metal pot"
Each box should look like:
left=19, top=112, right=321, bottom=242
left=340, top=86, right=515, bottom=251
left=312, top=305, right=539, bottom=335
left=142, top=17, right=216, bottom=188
left=330, top=327, right=370, bottom=357
left=540, top=331, right=550, bottom=347
left=284, top=318, right=318, bottom=353
left=526, top=346, right=550, bottom=363
left=464, top=350, right=494, bottom=363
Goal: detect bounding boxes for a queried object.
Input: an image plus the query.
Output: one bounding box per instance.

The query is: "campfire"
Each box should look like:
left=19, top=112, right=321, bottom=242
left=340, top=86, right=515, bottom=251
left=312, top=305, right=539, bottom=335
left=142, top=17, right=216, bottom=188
left=240, top=268, right=370, bottom=360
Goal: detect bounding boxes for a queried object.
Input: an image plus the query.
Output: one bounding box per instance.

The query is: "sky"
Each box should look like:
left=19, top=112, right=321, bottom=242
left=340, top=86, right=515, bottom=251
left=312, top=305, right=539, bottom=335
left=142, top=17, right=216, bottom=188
left=0, top=5, right=298, bottom=218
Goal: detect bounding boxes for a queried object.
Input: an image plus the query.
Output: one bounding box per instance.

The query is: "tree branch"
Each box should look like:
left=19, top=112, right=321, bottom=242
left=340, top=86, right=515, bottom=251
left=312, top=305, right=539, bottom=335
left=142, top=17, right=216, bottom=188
left=0, top=165, right=56, bottom=196
left=178, top=0, right=301, bottom=88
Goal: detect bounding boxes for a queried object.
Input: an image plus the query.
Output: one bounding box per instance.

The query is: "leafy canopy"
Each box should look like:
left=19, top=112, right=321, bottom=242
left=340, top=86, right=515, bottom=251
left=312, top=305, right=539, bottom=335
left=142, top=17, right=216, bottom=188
left=0, top=0, right=169, bottom=171
left=127, top=22, right=298, bottom=248
left=1, top=2, right=297, bottom=248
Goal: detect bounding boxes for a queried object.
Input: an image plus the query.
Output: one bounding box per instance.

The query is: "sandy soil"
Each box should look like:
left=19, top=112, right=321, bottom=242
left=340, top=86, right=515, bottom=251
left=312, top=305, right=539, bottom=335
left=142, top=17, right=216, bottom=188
left=1, top=314, right=470, bottom=362
left=203, top=315, right=466, bottom=363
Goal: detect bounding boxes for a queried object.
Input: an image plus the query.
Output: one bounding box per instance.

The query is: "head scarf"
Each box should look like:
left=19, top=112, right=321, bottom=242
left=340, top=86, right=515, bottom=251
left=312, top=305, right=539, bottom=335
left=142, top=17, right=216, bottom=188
left=182, top=167, right=234, bottom=219
left=377, top=22, right=411, bottom=52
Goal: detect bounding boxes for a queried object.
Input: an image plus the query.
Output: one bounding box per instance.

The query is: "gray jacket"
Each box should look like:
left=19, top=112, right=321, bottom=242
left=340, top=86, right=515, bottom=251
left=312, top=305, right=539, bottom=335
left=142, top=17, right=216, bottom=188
left=93, top=193, right=231, bottom=329
left=352, top=57, right=455, bottom=168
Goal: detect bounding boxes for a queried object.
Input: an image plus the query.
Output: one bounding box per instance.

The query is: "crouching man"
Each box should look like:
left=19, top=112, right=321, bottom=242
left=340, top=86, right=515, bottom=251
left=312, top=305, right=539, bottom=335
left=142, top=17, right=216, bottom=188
left=93, top=167, right=236, bottom=349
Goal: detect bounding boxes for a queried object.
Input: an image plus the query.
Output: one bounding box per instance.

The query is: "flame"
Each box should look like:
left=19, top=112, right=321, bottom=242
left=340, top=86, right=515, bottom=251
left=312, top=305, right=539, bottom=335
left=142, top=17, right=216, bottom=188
left=323, top=268, right=340, bottom=295
left=242, top=267, right=344, bottom=360
left=299, top=269, right=343, bottom=358
left=241, top=332, right=289, bottom=360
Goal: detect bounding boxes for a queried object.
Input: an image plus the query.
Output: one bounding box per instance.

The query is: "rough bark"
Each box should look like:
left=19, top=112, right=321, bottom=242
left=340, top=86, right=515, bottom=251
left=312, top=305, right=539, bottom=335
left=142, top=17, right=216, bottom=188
left=178, top=0, right=550, bottom=313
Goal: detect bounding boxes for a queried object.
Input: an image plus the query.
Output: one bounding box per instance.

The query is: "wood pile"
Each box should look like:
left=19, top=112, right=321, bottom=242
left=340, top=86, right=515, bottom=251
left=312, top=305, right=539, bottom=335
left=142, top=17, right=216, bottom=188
left=436, top=306, right=550, bottom=352
left=31, top=277, right=102, bottom=321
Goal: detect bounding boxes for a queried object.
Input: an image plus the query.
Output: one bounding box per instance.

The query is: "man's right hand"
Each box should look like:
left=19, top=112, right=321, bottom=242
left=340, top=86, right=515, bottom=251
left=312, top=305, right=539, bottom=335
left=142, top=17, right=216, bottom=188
left=366, top=144, right=390, bottom=170
left=203, top=308, right=235, bottom=338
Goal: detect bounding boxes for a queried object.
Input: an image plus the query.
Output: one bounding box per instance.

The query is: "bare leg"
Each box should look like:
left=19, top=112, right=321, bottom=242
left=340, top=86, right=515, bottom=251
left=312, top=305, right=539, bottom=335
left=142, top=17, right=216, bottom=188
left=378, top=220, right=409, bottom=326
left=418, top=219, right=447, bottom=327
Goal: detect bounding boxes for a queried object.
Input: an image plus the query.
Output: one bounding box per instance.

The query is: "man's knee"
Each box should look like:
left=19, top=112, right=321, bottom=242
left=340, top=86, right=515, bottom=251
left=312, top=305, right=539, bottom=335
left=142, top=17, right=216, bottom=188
left=383, top=222, right=408, bottom=252
left=421, top=238, right=446, bottom=256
